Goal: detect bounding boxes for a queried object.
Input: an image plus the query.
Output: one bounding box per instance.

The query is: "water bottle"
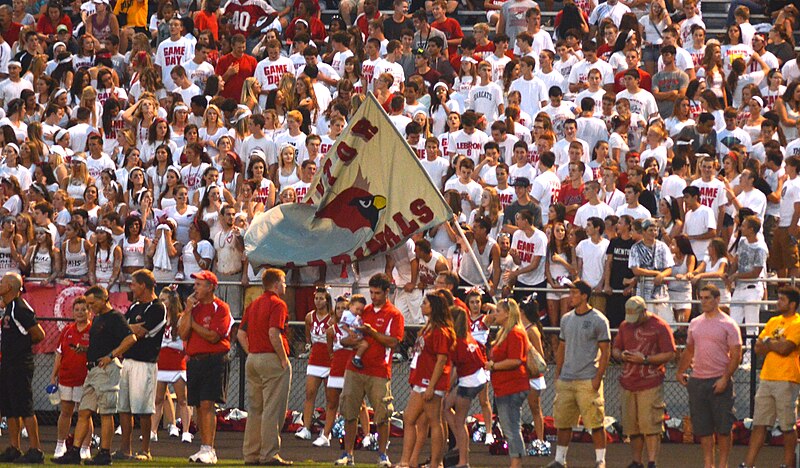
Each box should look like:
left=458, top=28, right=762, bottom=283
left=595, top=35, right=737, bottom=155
left=46, top=384, right=59, bottom=406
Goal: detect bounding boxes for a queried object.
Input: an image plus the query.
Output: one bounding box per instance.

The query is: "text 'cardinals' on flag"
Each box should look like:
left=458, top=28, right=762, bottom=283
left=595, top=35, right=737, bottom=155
left=244, top=92, right=453, bottom=269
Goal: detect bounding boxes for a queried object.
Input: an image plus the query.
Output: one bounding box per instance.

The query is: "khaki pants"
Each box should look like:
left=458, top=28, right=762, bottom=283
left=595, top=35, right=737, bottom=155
left=242, top=353, right=291, bottom=464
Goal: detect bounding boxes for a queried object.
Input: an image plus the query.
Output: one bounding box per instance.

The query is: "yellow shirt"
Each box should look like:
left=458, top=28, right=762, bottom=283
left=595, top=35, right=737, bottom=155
left=113, top=0, right=148, bottom=28
left=759, top=313, right=800, bottom=383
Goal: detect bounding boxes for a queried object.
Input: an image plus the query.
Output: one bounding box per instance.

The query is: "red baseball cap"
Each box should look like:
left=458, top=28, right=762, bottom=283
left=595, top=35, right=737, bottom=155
left=191, top=270, right=218, bottom=286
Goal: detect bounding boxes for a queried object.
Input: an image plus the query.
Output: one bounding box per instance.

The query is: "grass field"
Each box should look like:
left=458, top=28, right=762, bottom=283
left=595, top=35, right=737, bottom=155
left=48, top=458, right=375, bottom=467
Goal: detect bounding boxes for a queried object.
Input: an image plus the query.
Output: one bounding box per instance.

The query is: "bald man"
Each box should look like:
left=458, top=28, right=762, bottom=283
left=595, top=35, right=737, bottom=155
left=0, top=272, right=45, bottom=463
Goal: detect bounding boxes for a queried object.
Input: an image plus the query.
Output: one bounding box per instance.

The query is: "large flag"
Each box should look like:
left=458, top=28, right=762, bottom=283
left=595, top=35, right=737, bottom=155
left=245, top=92, right=453, bottom=269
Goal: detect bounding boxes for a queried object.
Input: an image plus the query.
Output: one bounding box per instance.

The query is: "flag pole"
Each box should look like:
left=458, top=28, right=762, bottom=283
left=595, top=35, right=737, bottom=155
left=453, top=221, right=498, bottom=305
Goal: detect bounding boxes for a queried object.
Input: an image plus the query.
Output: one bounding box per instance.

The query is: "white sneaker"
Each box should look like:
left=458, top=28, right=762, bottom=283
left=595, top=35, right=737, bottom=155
left=115, top=426, right=122, bottom=435
left=80, top=447, right=92, bottom=460
left=21, top=427, right=27, bottom=438
left=484, top=432, right=495, bottom=445
left=150, top=431, right=158, bottom=442
left=362, top=433, right=373, bottom=448
left=295, top=427, right=312, bottom=440
left=53, top=444, right=66, bottom=459
left=189, top=446, right=208, bottom=463
left=168, top=424, right=180, bottom=438
left=195, top=448, right=217, bottom=464
left=181, top=432, right=193, bottom=444
left=312, top=433, right=330, bottom=447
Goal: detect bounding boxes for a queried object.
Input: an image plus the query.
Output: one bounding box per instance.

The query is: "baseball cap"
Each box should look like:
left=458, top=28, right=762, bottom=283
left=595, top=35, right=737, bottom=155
left=191, top=270, right=218, bottom=286
left=625, top=296, right=647, bottom=323
left=510, top=177, right=531, bottom=187
left=56, top=24, right=68, bottom=33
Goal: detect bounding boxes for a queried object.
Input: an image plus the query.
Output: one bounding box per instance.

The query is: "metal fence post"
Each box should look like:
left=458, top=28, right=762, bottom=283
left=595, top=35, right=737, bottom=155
left=749, top=335, right=757, bottom=419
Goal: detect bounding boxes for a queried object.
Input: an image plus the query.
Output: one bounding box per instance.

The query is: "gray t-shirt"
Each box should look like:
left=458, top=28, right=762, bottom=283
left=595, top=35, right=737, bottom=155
left=652, top=69, right=689, bottom=118
left=559, top=308, right=611, bottom=381
left=735, top=237, right=768, bottom=281
left=413, top=28, right=447, bottom=53
left=501, top=0, right=539, bottom=44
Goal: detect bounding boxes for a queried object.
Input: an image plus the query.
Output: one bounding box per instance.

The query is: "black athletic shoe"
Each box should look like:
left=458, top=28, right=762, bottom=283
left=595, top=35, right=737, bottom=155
left=85, top=449, right=113, bottom=465
left=53, top=447, right=82, bottom=465
left=0, top=446, right=22, bottom=462
left=14, top=448, right=44, bottom=464
left=351, top=356, right=364, bottom=369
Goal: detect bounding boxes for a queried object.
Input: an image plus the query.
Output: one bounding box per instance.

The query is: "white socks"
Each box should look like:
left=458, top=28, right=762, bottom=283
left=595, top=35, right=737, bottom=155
left=596, top=448, right=606, bottom=463
left=555, top=445, right=568, bottom=464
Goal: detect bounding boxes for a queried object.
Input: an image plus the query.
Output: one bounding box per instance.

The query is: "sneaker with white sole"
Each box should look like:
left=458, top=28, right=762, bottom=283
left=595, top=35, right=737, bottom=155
left=114, top=426, right=122, bottom=435
left=188, top=446, right=208, bottom=463
left=484, top=432, right=495, bottom=445
left=312, top=433, right=330, bottom=447
left=362, top=434, right=373, bottom=448
left=150, top=431, right=158, bottom=442
left=334, top=452, right=354, bottom=466
left=80, top=447, right=92, bottom=460
left=195, top=448, right=217, bottom=464
left=168, top=424, right=180, bottom=438
left=295, top=427, right=312, bottom=440
left=377, top=452, right=391, bottom=467
left=181, top=432, right=193, bottom=444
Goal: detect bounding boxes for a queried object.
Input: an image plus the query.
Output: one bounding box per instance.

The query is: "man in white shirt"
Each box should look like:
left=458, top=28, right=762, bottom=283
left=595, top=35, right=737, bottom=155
left=682, top=185, right=718, bottom=258
left=523, top=8, right=554, bottom=57
left=444, top=158, right=484, bottom=215
left=330, top=31, right=354, bottom=78
left=0, top=61, right=30, bottom=109
left=616, top=69, right=659, bottom=120
left=467, top=61, right=504, bottom=123
left=771, top=155, right=800, bottom=278
left=170, top=65, right=201, bottom=105
left=716, top=107, right=753, bottom=155
left=615, top=183, right=651, bottom=220
left=448, top=110, right=489, bottom=164
left=679, top=0, right=705, bottom=46
left=569, top=40, right=615, bottom=94
left=541, top=86, right=575, bottom=139
left=661, top=155, right=689, bottom=210
left=374, top=40, right=406, bottom=94
left=241, top=114, right=277, bottom=170
left=255, top=39, right=294, bottom=108
left=529, top=151, right=561, bottom=224
left=183, top=43, right=215, bottom=92
left=536, top=50, right=567, bottom=97
left=485, top=35, right=512, bottom=84
left=509, top=56, right=547, bottom=120
left=574, top=180, right=614, bottom=228
left=155, top=18, right=195, bottom=91
left=361, top=38, right=384, bottom=92
left=507, top=208, right=548, bottom=302
left=588, top=0, right=631, bottom=27
left=727, top=168, right=767, bottom=221
left=575, top=97, right=610, bottom=153
left=553, top=119, right=590, bottom=167
left=576, top=217, right=611, bottom=308
left=420, top=137, right=449, bottom=190
left=67, top=108, right=95, bottom=154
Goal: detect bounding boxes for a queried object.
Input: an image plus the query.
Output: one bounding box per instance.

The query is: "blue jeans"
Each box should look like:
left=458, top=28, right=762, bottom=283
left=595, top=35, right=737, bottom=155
left=726, top=0, right=766, bottom=23
left=496, top=390, right=529, bottom=458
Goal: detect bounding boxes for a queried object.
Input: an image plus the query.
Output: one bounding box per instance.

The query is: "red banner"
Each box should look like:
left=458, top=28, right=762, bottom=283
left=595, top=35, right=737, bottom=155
left=23, top=283, right=132, bottom=354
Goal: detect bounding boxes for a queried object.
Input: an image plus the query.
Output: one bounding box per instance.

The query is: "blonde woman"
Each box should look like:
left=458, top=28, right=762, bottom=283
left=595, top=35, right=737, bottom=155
left=240, top=77, right=262, bottom=114
left=295, top=75, right=320, bottom=125
left=122, top=93, right=159, bottom=149
left=60, top=155, right=94, bottom=206
left=199, top=104, right=227, bottom=159
left=484, top=298, right=529, bottom=468
left=276, top=143, right=300, bottom=190
left=72, top=86, right=101, bottom=128
left=467, top=187, right=504, bottom=238
left=229, top=109, right=251, bottom=159
left=640, top=0, right=671, bottom=74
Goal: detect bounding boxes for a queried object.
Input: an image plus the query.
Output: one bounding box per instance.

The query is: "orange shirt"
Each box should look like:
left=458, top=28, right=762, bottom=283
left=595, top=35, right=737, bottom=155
left=185, top=298, right=232, bottom=356
left=241, top=291, right=289, bottom=354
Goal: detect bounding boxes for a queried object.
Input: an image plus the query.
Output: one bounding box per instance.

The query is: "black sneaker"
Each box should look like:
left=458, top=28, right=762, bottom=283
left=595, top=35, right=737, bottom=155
left=351, top=356, right=364, bottom=369
left=85, top=449, right=113, bottom=466
left=0, top=446, right=22, bottom=462
left=14, top=448, right=44, bottom=464
left=53, top=447, right=81, bottom=465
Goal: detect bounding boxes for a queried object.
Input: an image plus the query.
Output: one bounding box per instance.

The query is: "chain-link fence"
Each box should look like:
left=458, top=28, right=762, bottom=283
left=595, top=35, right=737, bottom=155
left=28, top=279, right=769, bottom=429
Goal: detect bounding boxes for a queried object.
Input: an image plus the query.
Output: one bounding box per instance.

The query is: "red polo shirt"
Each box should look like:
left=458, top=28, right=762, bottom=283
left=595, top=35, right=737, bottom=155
left=241, top=291, right=289, bottom=354
left=345, top=300, right=404, bottom=379
left=214, top=52, right=257, bottom=101
left=57, top=321, right=91, bottom=387
left=185, top=298, right=233, bottom=356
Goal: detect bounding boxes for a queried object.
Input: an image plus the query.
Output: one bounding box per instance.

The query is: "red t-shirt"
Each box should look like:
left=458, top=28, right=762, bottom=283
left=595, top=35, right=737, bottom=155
left=409, top=327, right=454, bottom=391
left=214, top=53, right=257, bottom=101
left=613, top=68, right=652, bottom=93
left=158, top=325, right=187, bottom=371
left=490, top=327, right=529, bottom=397
left=3, top=22, right=21, bottom=48
left=194, top=10, right=219, bottom=41
left=241, top=291, right=289, bottom=354
left=355, top=11, right=381, bottom=37
left=475, top=42, right=495, bottom=61
left=432, top=18, right=464, bottom=58
left=613, top=314, right=676, bottom=391
left=450, top=334, right=486, bottom=381
left=454, top=297, right=468, bottom=313
left=223, top=0, right=273, bottom=36
left=286, top=16, right=327, bottom=42
left=185, top=298, right=233, bottom=356
left=345, top=301, right=404, bottom=378
left=36, top=15, right=71, bottom=37
left=557, top=182, right=586, bottom=224
left=57, top=321, right=91, bottom=387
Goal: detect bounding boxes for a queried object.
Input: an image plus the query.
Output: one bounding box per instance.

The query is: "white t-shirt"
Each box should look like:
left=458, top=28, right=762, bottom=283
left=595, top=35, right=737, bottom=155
left=576, top=237, right=610, bottom=287
left=684, top=204, right=717, bottom=258
left=573, top=202, right=614, bottom=228
left=448, top=129, right=490, bottom=165
left=615, top=203, right=651, bottom=220
left=420, top=157, right=450, bottom=190
left=690, top=178, right=727, bottom=221
left=508, top=76, right=548, bottom=118
left=661, top=174, right=687, bottom=202
left=737, top=187, right=767, bottom=221
left=467, top=82, right=504, bottom=122
left=568, top=58, right=614, bottom=87
left=779, top=176, right=800, bottom=227
left=530, top=170, right=561, bottom=223
left=444, top=178, right=484, bottom=215
left=616, top=88, right=659, bottom=119
left=155, top=36, right=195, bottom=90
left=511, top=228, right=548, bottom=285
left=254, top=55, right=294, bottom=107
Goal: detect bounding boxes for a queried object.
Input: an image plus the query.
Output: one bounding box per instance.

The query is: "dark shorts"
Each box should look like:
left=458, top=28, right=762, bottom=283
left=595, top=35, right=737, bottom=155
left=687, top=376, right=736, bottom=436
left=0, top=359, right=34, bottom=417
left=514, top=280, right=548, bottom=320
left=187, top=353, right=229, bottom=407
left=456, top=383, right=485, bottom=399
left=722, top=213, right=734, bottom=228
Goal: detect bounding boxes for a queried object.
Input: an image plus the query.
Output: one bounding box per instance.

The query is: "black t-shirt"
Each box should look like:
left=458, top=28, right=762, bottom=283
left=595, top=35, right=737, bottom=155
left=606, top=237, right=636, bottom=289
left=384, top=16, right=414, bottom=41
left=123, top=300, right=167, bottom=363
left=0, top=297, right=37, bottom=362
left=87, top=309, right=132, bottom=363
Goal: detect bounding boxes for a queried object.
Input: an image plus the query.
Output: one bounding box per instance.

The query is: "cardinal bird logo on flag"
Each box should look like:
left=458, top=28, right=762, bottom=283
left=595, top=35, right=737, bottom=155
left=244, top=92, right=453, bottom=269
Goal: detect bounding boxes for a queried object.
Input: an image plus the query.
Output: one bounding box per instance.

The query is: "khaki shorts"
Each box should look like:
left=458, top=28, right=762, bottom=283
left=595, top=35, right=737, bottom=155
left=553, top=379, right=605, bottom=430
left=340, top=370, right=393, bottom=425
left=753, top=380, right=800, bottom=432
left=117, top=359, right=158, bottom=415
left=80, top=359, right=122, bottom=415
left=770, top=227, right=800, bottom=271
left=622, top=386, right=666, bottom=436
